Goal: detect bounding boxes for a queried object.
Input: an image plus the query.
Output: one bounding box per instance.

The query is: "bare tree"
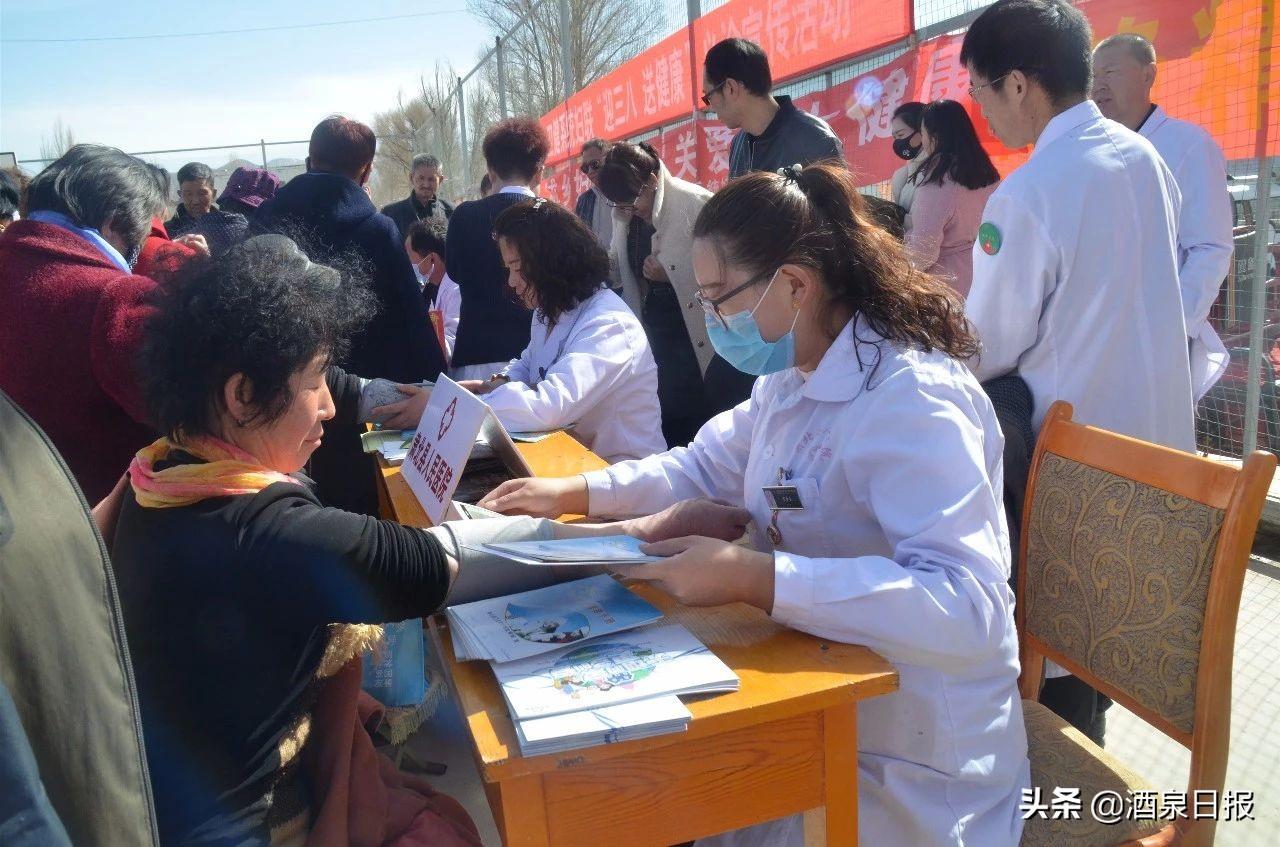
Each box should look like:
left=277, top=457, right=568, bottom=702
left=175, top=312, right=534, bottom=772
left=39, top=118, right=76, bottom=162
left=470, top=0, right=667, bottom=117
left=370, top=63, right=472, bottom=207
left=370, top=0, right=668, bottom=205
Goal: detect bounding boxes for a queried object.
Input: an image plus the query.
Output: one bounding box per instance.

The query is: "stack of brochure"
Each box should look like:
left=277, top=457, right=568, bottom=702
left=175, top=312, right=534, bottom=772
left=471, top=534, right=662, bottom=567
left=446, top=574, right=663, bottom=663
left=514, top=695, right=692, bottom=757
left=445, top=576, right=740, bottom=756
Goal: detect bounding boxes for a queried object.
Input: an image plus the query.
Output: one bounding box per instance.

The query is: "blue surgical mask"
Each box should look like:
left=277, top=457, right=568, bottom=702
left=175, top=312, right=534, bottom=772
left=412, top=256, right=433, bottom=289
left=704, top=270, right=799, bottom=376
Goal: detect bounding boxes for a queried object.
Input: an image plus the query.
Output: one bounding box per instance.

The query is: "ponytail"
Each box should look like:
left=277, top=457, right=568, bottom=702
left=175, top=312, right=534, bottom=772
left=693, top=162, right=978, bottom=364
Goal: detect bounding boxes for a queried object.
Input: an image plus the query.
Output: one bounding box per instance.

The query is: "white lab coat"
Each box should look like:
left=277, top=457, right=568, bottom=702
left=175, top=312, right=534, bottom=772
left=583, top=318, right=1030, bottom=847
left=967, top=101, right=1196, bottom=452
left=1140, top=106, right=1235, bottom=399
left=485, top=287, right=666, bottom=462
left=432, top=272, right=461, bottom=360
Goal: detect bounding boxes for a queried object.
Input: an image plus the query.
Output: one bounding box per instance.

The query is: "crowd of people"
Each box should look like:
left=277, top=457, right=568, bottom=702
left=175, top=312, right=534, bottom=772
left=0, top=0, right=1240, bottom=844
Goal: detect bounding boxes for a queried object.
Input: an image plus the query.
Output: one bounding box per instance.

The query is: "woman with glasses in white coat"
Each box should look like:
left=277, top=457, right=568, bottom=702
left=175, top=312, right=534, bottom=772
left=478, top=163, right=1030, bottom=847
left=376, top=198, right=666, bottom=463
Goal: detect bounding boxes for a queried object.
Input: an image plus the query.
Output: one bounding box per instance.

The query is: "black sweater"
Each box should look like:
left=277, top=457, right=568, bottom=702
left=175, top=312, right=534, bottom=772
left=444, top=192, right=535, bottom=367
left=250, top=172, right=447, bottom=383
left=109, top=408, right=451, bottom=843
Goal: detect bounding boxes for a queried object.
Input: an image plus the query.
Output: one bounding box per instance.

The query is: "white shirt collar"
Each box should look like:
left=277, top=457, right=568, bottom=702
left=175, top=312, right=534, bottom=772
left=498, top=185, right=536, bottom=198
left=1137, top=104, right=1168, bottom=139
left=1032, top=100, right=1103, bottom=159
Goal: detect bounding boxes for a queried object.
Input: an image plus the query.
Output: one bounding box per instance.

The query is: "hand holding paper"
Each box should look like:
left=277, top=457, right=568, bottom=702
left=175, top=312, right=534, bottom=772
left=614, top=537, right=776, bottom=612
left=624, top=499, right=751, bottom=544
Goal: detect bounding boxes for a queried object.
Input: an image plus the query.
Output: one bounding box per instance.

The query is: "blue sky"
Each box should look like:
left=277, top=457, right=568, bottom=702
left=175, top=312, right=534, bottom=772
left=0, top=1, right=492, bottom=172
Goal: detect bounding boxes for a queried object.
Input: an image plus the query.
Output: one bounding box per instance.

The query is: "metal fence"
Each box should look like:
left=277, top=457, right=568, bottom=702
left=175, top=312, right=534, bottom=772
left=520, top=0, right=1279, bottom=462
left=12, top=0, right=1274, bottom=462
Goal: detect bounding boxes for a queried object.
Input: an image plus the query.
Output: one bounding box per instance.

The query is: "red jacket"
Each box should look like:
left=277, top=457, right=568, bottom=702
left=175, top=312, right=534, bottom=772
left=0, top=220, right=158, bottom=501
left=134, top=217, right=199, bottom=283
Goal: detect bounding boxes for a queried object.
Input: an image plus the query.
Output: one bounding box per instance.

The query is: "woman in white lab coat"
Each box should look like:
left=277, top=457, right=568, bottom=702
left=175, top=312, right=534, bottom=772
left=381, top=198, right=666, bottom=463
left=480, top=164, right=1030, bottom=846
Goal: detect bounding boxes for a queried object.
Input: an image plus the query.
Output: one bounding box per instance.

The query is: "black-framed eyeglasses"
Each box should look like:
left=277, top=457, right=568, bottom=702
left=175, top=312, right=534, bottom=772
left=967, top=72, right=1012, bottom=98
left=604, top=194, right=641, bottom=213
left=579, top=159, right=602, bottom=176
left=604, top=182, right=653, bottom=214
left=700, top=79, right=727, bottom=107
left=694, top=267, right=775, bottom=328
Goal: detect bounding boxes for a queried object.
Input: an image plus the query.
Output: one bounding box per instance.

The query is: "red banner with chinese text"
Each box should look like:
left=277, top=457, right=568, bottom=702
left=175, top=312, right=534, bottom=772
left=542, top=28, right=695, bottom=166
left=690, top=0, right=912, bottom=92
left=539, top=0, right=1275, bottom=206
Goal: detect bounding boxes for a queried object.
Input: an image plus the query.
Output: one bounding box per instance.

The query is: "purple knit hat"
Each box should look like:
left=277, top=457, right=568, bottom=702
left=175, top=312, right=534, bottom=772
left=218, top=166, right=282, bottom=209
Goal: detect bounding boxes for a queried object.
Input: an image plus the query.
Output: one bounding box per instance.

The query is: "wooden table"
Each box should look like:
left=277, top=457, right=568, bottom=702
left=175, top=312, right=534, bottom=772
left=375, top=433, right=899, bottom=846
left=429, top=587, right=897, bottom=847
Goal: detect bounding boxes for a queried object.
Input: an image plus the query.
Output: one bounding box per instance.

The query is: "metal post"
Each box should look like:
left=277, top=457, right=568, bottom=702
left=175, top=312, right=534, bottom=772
left=558, top=0, right=574, bottom=100
left=1242, top=0, right=1274, bottom=455
left=496, top=35, right=510, bottom=119
left=457, top=77, right=470, bottom=193
left=260, top=139, right=268, bottom=168
left=1243, top=159, right=1274, bottom=455
left=685, top=0, right=703, bottom=182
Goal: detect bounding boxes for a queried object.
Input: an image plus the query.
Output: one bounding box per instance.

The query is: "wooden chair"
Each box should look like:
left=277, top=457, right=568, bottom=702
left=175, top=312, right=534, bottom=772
left=1017, top=402, right=1275, bottom=847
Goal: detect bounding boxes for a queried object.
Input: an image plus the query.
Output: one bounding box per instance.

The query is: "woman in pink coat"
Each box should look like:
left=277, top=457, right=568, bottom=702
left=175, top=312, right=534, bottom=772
left=905, top=100, right=1001, bottom=298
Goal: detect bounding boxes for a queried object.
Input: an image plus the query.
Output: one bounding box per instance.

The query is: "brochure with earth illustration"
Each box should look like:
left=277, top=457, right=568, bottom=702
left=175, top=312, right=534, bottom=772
left=493, top=622, right=739, bottom=720
left=445, top=574, right=663, bottom=663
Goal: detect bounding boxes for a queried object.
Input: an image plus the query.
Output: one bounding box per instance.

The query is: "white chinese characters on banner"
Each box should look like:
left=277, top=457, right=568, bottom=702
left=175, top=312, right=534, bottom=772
left=844, top=67, right=910, bottom=147
left=921, top=40, right=971, bottom=102
left=672, top=128, right=699, bottom=181
left=701, top=124, right=736, bottom=191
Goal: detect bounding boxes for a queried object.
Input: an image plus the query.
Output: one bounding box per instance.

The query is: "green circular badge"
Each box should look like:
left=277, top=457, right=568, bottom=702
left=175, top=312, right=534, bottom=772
left=978, top=222, right=1002, bottom=256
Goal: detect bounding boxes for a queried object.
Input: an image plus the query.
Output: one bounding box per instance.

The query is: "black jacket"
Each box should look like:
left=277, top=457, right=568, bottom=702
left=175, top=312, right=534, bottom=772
left=381, top=193, right=454, bottom=241
left=727, top=95, right=845, bottom=178
left=444, top=191, right=535, bottom=368
left=166, top=204, right=246, bottom=247
left=249, top=172, right=446, bottom=383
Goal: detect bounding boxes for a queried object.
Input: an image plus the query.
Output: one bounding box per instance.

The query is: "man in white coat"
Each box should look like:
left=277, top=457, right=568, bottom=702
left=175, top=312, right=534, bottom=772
left=961, top=0, right=1195, bottom=746
left=1093, top=33, right=1235, bottom=400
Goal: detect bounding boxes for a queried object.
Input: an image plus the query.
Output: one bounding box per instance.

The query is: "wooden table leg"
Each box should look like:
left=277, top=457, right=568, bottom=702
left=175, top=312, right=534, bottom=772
left=822, top=702, right=859, bottom=846
left=493, top=774, right=551, bottom=847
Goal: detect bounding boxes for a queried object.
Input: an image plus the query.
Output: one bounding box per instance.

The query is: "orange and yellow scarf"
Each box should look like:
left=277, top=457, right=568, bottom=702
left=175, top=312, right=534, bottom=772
left=128, top=436, right=299, bottom=508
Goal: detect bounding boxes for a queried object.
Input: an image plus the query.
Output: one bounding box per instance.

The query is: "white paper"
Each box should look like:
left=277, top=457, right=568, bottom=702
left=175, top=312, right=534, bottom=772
left=514, top=694, right=690, bottom=756
left=401, top=375, right=490, bottom=525
left=494, top=622, right=738, bottom=719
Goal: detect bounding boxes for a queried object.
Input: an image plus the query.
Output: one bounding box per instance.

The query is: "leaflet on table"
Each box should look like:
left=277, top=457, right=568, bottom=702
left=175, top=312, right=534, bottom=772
left=359, top=429, right=416, bottom=464
left=494, top=622, right=739, bottom=719
left=447, top=501, right=506, bottom=521
left=446, top=574, right=663, bottom=663
left=468, top=535, right=661, bottom=566
left=514, top=694, right=690, bottom=756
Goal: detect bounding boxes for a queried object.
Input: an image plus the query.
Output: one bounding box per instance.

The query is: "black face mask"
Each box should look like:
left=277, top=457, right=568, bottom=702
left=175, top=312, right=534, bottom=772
left=893, top=136, right=922, bottom=161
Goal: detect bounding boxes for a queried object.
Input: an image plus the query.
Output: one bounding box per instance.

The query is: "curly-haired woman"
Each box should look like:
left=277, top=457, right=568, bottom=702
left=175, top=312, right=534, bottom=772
left=380, top=200, right=666, bottom=462
left=106, top=234, right=747, bottom=845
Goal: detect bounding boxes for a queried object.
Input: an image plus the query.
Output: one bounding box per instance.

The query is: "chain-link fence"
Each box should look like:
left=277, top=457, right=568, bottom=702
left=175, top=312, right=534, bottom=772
left=529, top=0, right=1278, bottom=462
left=11, top=0, right=1274, bottom=462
